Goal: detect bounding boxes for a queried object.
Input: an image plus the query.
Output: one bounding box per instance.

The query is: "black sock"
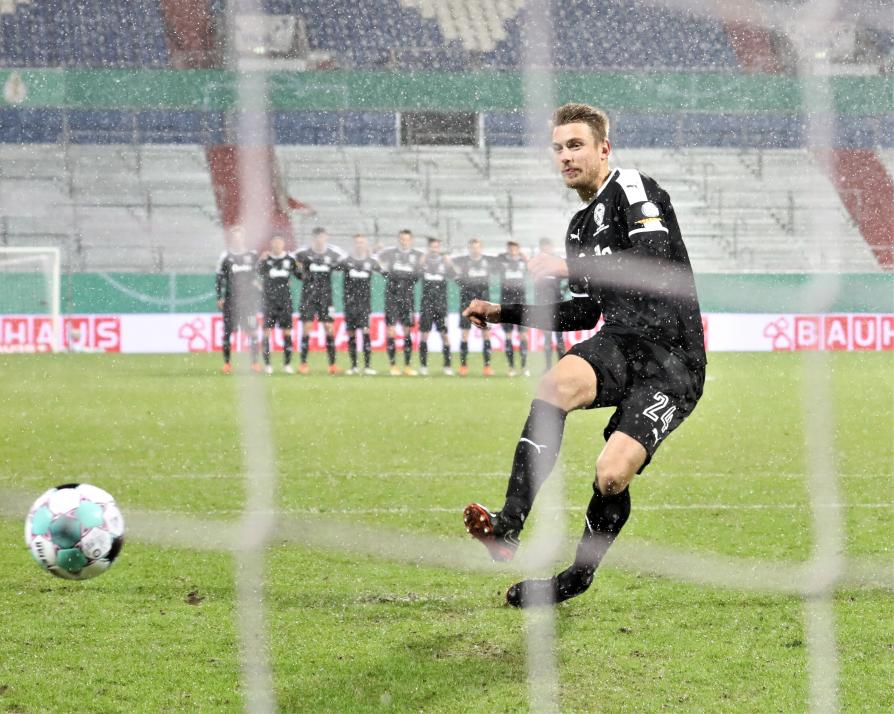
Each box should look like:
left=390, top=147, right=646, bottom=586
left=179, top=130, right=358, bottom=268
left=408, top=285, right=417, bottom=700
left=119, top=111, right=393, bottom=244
left=283, top=334, right=292, bottom=365
left=362, top=331, right=371, bottom=368
left=441, top=331, right=451, bottom=367
left=387, top=336, right=396, bottom=365
left=348, top=335, right=357, bottom=368
left=519, top=336, right=528, bottom=368
left=555, top=487, right=631, bottom=600
left=300, top=334, right=309, bottom=363
left=556, top=334, right=566, bottom=358
left=262, top=336, right=270, bottom=365
left=326, top=334, right=335, bottom=366
left=505, top=342, right=515, bottom=369
left=483, top=339, right=491, bottom=367
left=222, top=329, right=232, bottom=363
left=460, top=340, right=468, bottom=366
left=501, top=399, right=568, bottom=528
left=419, top=340, right=428, bottom=367
left=403, top=334, right=412, bottom=366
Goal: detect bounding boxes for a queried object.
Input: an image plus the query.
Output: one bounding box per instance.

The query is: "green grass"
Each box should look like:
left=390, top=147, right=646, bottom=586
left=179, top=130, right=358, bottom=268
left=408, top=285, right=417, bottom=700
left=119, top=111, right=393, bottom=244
left=0, top=351, right=891, bottom=713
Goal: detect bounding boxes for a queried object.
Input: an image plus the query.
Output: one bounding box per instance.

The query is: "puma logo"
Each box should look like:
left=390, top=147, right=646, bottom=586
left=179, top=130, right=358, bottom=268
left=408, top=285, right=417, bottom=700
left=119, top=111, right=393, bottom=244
left=519, top=437, right=547, bottom=454
left=652, top=428, right=660, bottom=446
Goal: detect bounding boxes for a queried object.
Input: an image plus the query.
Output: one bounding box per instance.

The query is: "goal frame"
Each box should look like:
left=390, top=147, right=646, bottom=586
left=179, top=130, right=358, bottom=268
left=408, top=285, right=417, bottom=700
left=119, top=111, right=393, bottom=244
left=0, top=246, right=62, bottom=352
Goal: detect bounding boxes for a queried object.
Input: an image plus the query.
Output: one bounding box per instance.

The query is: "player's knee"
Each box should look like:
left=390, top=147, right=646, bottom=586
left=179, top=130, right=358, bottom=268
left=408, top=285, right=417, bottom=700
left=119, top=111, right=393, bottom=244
left=536, top=370, right=587, bottom=411
left=594, top=455, right=633, bottom=496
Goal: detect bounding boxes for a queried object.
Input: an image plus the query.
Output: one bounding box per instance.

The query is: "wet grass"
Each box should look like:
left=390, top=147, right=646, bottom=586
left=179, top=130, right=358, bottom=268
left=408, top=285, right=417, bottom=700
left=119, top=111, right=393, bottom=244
left=0, top=351, right=891, bottom=712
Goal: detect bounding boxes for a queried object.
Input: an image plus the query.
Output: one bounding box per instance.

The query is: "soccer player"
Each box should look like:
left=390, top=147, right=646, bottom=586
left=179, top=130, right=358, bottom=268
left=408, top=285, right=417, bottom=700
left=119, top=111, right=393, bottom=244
left=215, top=226, right=261, bottom=374
left=461, top=103, right=706, bottom=607
left=534, top=237, right=567, bottom=370
left=497, top=240, right=529, bottom=377
left=257, top=235, right=301, bottom=374
left=295, top=227, right=344, bottom=375
left=377, top=229, right=423, bottom=376
left=418, top=237, right=455, bottom=376
left=338, top=233, right=381, bottom=375
left=452, top=238, right=494, bottom=376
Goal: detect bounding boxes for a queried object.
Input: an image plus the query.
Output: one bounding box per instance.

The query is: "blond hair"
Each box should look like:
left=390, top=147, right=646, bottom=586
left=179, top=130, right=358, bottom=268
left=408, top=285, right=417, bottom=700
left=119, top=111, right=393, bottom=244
left=551, top=103, right=610, bottom=143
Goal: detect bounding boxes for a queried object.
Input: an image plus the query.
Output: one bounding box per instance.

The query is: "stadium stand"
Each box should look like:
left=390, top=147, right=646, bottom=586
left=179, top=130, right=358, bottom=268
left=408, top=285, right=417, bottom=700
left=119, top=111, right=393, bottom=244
left=0, top=0, right=169, bottom=68
left=0, top=143, right=881, bottom=273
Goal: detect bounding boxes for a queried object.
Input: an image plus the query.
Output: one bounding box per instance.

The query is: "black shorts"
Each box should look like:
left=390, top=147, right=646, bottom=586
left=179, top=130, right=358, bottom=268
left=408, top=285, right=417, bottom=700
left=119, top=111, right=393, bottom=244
left=344, top=304, right=371, bottom=331
left=567, top=331, right=704, bottom=471
left=301, top=293, right=334, bottom=323
left=263, top=300, right=293, bottom=330
left=385, top=292, right=414, bottom=327
left=459, top=286, right=490, bottom=330
left=419, top=302, right=448, bottom=332
left=223, top=304, right=257, bottom=334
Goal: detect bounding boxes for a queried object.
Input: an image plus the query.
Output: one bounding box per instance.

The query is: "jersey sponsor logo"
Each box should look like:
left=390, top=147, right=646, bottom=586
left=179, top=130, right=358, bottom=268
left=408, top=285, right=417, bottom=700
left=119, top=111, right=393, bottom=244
left=424, top=273, right=445, bottom=281
left=348, top=268, right=370, bottom=279
left=309, top=263, right=331, bottom=273
left=504, top=270, right=524, bottom=280
left=269, top=268, right=291, bottom=279
left=231, top=263, right=253, bottom=273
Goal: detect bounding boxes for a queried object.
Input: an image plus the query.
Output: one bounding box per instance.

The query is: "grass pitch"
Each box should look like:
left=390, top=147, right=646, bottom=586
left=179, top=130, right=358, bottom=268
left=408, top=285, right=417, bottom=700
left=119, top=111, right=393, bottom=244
left=0, top=351, right=891, bottom=713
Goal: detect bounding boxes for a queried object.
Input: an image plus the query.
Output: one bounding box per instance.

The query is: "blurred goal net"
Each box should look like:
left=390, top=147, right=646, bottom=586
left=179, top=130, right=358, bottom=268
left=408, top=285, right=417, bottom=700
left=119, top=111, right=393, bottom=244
left=0, top=247, right=61, bottom=352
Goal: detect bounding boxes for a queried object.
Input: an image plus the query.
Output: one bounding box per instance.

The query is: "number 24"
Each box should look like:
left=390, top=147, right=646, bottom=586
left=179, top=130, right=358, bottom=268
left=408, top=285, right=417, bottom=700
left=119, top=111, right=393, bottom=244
left=643, top=392, right=676, bottom=433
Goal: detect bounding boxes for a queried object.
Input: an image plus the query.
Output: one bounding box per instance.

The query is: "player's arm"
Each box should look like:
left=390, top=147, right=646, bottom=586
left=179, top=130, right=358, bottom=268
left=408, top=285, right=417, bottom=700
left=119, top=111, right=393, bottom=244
left=464, top=295, right=600, bottom=331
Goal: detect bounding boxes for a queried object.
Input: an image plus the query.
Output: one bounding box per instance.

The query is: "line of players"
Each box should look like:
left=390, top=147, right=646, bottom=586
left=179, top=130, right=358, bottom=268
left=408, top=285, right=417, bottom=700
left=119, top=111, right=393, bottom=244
left=216, top=226, right=569, bottom=376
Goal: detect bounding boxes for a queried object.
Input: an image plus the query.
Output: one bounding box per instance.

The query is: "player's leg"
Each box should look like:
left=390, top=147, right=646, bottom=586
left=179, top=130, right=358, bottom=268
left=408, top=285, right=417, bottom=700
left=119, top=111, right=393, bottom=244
left=464, top=354, right=597, bottom=559
left=419, top=330, right=429, bottom=373
left=503, top=324, right=516, bottom=376
left=282, top=326, right=294, bottom=372
left=506, top=432, right=642, bottom=607
left=439, top=325, right=452, bottom=374
left=519, top=327, right=529, bottom=375
left=361, top=324, right=374, bottom=374
left=482, top=326, right=493, bottom=376
left=556, top=331, right=566, bottom=358
left=261, top=320, right=273, bottom=374
left=221, top=307, right=234, bottom=373
left=243, top=313, right=260, bottom=370
left=347, top=322, right=358, bottom=373
left=401, top=315, right=417, bottom=375
left=324, top=319, right=339, bottom=374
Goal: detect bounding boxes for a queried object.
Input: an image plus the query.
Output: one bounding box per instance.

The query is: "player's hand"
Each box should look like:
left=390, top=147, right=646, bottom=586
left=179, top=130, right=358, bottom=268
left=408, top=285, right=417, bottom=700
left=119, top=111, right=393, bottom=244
left=528, top=252, right=569, bottom=282
left=217, top=298, right=225, bottom=310
left=463, top=299, right=501, bottom=329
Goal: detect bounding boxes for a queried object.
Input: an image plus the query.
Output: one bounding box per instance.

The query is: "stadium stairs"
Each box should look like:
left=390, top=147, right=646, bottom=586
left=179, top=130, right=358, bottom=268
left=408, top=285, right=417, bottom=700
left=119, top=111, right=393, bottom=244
left=0, top=143, right=881, bottom=274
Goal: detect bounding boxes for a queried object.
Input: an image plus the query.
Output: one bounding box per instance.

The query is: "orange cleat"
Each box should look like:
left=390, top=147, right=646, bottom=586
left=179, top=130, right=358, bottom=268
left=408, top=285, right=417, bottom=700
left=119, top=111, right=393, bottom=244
left=250, top=363, right=262, bottom=373
left=221, top=363, right=232, bottom=375
left=482, top=365, right=494, bottom=377
left=327, top=364, right=343, bottom=375
left=458, top=365, right=469, bottom=377
left=298, top=363, right=310, bottom=375
left=463, top=503, right=519, bottom=562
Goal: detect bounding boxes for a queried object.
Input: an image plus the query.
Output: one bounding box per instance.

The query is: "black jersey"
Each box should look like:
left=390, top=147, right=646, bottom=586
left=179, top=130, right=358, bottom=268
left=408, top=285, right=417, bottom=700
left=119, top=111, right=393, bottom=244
left=497, top=252, right=527, bottom=301
left=215, top=250, right=259, bottom=302
left=294, top=246, right=342, bottom=303
left=378, top=246, right=423, bottom=298
left=452, top=254, right=492, bottom=293
left=339, top=254, right=381, bottom=308
left=420, top=253, right=454, bottom=307
left=257, top=252, right=301, bottom=304
left=564, top=168, right=705, bottom=370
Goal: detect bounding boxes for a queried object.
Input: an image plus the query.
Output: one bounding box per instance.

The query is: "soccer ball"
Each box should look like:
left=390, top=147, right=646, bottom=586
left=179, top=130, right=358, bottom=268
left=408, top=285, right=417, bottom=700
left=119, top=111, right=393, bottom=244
left=24, top=483, right=125, bottom=580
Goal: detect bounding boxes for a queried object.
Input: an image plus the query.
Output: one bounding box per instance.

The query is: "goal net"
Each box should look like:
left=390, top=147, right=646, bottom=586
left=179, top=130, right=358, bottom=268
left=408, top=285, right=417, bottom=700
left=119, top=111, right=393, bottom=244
left=0, top=247, right=62, bottom=352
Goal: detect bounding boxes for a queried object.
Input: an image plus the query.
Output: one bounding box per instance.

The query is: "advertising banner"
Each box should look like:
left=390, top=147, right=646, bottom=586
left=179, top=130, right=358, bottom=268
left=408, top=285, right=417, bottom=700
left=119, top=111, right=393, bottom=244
left=1, top=312, right=892, bottom=353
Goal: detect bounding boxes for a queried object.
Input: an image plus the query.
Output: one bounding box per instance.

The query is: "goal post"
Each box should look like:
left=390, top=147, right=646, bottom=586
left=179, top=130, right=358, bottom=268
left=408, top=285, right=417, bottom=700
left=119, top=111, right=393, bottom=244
left=0, top=247, right=62, bottom=352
